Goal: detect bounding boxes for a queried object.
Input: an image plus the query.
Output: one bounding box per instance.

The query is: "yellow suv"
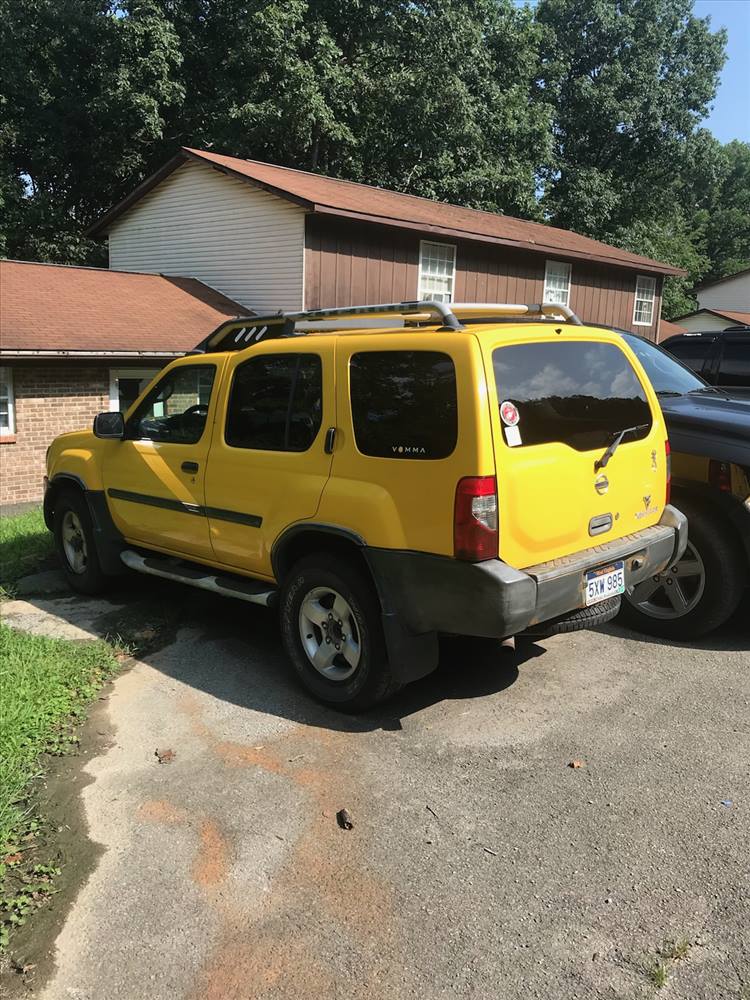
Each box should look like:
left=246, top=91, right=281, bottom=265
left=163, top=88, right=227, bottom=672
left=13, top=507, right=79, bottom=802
left=45, top=301, right=686, bottom=710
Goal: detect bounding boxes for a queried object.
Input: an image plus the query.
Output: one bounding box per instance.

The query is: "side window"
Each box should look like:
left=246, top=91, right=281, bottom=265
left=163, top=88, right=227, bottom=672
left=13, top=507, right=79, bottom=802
left=127, top=365, right=216, bottom=444
left=350, top=351, right=458, bottom=459
left=664, top=338, right=713, bottom=374
left=225, top=353, right=322, bottom=452
left=718, top=339, right=750, bottom=386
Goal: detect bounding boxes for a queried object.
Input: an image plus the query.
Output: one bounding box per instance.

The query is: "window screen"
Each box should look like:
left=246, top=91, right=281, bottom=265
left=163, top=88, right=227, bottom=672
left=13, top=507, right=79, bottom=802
left=633, top=276, right=656, bottom=326
left=350, top=351, right=457, bottom=459
left=225, top=354, right=322, bottom=452
left=543, top=261, right=571, bottom=307
left=127, top=365, right=216, bottom=444
left=492, top=341, right=651, bottom=450
left=418, top=242, right=456, bottom=303
left=718, top=339, right=750, bottom=387
left=0, top=367, right=14, bottom=435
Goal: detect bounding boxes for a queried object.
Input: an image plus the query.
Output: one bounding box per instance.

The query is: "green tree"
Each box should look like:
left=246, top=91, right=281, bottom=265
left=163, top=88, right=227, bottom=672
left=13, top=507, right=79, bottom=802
left=535, top=0, right=727, bottom=235
left=0, top=0, right=182, bottom=262
left=701, top=140, right=750, bottom=283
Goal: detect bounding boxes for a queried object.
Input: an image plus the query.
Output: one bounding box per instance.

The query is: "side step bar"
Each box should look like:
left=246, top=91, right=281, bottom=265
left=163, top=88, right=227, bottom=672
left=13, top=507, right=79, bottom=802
left=120, top=549, right=278, bottom=607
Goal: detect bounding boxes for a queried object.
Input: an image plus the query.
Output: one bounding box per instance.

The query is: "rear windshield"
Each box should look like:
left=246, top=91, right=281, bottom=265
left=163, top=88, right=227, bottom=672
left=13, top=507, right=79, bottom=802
left=492, top=341, right=652, bottom=450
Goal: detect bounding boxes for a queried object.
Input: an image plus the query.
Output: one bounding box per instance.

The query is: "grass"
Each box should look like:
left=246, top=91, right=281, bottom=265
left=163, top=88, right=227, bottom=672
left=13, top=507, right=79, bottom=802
left=0, top=624, right=119, bottom=947
left=0, top=507, right=54, bottom=597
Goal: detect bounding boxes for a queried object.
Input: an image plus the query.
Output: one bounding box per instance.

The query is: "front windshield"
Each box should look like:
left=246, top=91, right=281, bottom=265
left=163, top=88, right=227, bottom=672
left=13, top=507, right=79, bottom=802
left=620, top=333, right=707, bottom=395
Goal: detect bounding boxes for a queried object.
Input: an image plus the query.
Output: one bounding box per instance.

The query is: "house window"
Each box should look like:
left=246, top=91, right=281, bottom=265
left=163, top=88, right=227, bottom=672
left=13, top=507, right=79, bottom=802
left=418, top=241, right=456, bottom=303
left=543, top=260, right=572, bottom=308
left=633, top=276, right=656, bottom=326
left=109, top=368, right=161, bottom=413
left=0, top=368, right=15, bottom=436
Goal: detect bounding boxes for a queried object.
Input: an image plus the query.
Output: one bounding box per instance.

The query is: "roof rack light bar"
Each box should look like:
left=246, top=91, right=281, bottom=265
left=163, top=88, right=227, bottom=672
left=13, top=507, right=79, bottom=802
left=195, top=299, right=582, bottom=353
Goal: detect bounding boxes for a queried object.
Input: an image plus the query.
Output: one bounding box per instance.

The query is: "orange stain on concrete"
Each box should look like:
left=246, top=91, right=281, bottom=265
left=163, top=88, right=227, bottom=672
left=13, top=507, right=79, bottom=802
left=136, top=799, right=187, bottom=825
left=193, top=818, right=229, bottom=888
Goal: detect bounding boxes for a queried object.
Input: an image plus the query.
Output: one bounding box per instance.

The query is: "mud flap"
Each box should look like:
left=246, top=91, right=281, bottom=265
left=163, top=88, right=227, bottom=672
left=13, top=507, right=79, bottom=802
left=381, top=612, right=439, bottom=684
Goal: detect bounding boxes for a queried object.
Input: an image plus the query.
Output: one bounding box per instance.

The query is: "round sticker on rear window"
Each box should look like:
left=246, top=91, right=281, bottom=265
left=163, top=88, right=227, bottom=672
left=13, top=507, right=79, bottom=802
left=500, top=400, right=520, bottom=426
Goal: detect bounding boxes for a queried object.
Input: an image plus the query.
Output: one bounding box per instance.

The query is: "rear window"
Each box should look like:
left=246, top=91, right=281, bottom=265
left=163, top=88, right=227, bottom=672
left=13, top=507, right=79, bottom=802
left=492, top=341, right=652, bottom=450
left=664, top=338, right=713, bottom=373
left=350, top=351, right=457, bottom=459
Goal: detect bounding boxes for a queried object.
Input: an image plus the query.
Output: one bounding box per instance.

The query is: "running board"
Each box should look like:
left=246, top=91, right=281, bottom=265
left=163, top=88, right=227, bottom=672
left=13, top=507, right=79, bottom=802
left=120, top=549, right=278, bottom=607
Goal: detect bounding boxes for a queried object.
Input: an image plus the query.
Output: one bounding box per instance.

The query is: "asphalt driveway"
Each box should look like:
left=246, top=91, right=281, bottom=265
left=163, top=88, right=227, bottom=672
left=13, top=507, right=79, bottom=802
left=2, top=579, right=748, bottom=1000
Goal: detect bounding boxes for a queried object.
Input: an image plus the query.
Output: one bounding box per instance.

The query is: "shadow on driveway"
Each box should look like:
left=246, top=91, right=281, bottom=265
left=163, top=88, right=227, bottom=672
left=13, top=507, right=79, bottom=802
left=11, top=572, right=549, bottom=734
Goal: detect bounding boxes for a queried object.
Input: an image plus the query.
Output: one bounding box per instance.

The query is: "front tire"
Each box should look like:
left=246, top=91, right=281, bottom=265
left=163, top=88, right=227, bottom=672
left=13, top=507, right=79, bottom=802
left=619, top=497, right=746, bottom=639
left=279, top=553, right=400, bottom=711
left=53, top=489, right=108, bottom=595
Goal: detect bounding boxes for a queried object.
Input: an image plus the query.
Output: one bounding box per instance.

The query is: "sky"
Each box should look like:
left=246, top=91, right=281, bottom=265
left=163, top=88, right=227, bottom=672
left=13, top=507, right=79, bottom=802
left=514, top=0, right=749, bottom=145
left=694, top=0, right=750, bottom=144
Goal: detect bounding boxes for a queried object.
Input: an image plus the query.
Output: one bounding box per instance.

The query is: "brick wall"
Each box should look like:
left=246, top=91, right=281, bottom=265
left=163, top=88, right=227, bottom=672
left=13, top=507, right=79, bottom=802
left=0, top=365, right=109, bottom=504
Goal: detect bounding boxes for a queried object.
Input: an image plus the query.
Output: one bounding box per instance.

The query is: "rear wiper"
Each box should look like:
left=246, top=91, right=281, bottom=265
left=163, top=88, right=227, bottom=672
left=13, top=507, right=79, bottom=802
left=594, top=424, right=648, bottom=472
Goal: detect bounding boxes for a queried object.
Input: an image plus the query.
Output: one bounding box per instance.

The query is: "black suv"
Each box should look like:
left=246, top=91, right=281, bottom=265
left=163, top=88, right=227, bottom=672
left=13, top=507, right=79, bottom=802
left=614, top=332, right=749, bottom=639
left=661, top=327, right=750, bottom=392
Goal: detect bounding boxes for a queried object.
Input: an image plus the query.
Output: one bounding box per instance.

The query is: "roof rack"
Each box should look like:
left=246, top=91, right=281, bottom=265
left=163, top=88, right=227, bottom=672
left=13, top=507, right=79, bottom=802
left=192, top=299, right=582, bottom=353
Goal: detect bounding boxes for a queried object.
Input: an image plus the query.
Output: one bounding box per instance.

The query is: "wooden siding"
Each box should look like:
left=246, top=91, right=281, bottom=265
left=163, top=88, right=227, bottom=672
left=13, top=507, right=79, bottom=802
left=108, top=161, right=305, bottom=313
left=304, top=217, right=663, bottom=339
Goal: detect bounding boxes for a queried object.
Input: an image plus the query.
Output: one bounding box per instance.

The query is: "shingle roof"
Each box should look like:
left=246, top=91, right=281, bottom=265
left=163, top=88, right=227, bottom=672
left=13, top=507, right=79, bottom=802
left=0, top=260, right=244, bottom=356
left=88, top=147, right=685, bottom=278
left=672, top=307, right=750, bottom=328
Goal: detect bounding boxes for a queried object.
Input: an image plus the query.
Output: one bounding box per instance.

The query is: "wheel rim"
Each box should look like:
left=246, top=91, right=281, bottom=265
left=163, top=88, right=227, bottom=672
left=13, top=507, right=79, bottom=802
left=61, top=510, right=88, bottom=575
left=625, top=541, right=705, bottom=620
left=298, top=586, right=361, bottom=681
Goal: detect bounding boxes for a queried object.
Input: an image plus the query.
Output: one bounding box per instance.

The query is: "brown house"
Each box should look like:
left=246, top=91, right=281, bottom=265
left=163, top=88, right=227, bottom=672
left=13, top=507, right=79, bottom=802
left=3, top=149, right=683, bottom=505
left=0, top=260, right=243, bottom=504
left=88, top=147, right=683, bottom=340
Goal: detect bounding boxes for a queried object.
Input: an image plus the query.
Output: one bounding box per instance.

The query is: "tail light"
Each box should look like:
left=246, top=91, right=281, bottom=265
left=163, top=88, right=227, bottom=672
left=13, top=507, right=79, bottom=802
left=708, top=459, right=732, bottom=493
left=454, top=476, right=498, bottom=561
left=665, top=440, right=671, bottom=506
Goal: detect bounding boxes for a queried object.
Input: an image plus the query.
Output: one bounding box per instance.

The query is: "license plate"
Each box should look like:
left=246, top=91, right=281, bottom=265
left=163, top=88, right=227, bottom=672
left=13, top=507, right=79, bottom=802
left=585, top=561, right=625, bottom=606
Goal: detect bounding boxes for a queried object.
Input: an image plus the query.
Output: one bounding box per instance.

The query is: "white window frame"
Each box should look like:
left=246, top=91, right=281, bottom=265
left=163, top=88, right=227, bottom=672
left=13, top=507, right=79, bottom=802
left=109, top=368, right=161, bottom=413
left=418, top=240, right=457, bottom=303
left=0, top=367, right=15, bottom=436
left=542, top=260, right=572, bottom=308
left=633, top=275, right=657, bottom=327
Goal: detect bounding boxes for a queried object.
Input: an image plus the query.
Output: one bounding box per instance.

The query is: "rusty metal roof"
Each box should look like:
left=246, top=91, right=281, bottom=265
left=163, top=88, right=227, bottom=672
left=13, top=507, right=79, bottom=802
left=0, top=260, right=243, bottom=357
left=88, top=147, right=685, bottom=277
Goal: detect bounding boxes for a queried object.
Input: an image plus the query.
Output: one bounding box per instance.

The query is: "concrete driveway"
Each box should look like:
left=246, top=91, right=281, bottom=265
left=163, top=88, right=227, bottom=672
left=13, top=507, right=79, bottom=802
left=2, top=579, right=748, bottom=1000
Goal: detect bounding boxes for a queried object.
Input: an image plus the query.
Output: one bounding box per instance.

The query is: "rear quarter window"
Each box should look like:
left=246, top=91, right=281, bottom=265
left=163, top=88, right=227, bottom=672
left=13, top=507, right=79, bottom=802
left=492, top=341, right=652, bottom=450
left=349, top=350, right=458, bottom=459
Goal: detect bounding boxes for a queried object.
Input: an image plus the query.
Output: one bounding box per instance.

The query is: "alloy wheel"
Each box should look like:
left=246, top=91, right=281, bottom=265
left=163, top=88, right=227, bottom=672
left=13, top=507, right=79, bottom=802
left=625, top=541, right=705, bottom=619
left=298, top=586, right=361, bottom=681
left=61, top=510, right=88, bottom=575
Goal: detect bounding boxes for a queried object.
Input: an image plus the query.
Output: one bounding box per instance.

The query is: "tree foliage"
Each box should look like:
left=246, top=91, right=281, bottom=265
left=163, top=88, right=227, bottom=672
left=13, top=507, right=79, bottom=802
left=0, top=0, right=746, bottom=319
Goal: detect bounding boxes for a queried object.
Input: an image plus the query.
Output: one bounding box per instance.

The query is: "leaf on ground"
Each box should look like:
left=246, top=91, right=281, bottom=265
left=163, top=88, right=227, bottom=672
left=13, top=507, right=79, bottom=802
left=336, top=808, right=354, bottom=830
left=155, top=748, right=176, bottom=764
left=3, top=854, right=22, bottom=865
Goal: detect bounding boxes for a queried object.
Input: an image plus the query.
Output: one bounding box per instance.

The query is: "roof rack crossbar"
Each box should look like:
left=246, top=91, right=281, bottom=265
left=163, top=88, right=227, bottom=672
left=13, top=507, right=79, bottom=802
left=194, top=299, right=582, bottom=353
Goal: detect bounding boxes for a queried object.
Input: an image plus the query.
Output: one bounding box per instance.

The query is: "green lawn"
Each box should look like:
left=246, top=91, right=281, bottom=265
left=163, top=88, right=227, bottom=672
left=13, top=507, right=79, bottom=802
left=0, top=509, right=118, bottom=948
left=0, top=625, right=118, bottom=851
left=0, top=507, right=55, bottom=597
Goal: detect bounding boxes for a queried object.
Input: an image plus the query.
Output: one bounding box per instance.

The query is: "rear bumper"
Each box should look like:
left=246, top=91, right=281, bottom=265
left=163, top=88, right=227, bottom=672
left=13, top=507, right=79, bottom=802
left=367, top=505, right=687, bottom=654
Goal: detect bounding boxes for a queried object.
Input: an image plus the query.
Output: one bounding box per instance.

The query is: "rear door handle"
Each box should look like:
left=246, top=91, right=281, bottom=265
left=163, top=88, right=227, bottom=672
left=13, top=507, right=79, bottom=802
left=181, top=461, right=199, bottom=474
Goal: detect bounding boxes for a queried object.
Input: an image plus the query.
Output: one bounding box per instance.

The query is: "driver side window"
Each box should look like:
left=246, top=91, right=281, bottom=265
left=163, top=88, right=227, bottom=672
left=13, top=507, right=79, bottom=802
left=127, top=365, right=216, bottom=444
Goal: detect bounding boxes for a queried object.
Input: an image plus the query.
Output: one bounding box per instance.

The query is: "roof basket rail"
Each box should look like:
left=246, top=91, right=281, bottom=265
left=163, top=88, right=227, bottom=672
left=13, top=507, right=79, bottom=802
left=192, top=299, right=583, bottom=353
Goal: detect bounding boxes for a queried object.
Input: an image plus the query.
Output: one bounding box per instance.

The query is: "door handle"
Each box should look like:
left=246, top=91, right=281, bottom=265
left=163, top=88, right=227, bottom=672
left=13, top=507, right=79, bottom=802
left=181, top=461, right=199, bottom=474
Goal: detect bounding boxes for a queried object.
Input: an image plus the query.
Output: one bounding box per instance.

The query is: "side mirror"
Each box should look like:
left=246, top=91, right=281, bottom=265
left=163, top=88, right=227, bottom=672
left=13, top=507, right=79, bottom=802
left=93, top=411, right=125, bottom=439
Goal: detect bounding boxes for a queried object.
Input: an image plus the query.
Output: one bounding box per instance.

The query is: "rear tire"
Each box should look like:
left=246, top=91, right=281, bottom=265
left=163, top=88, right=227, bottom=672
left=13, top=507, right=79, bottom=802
left=53, top=489, right=109, bottom=595
left=279, top=553, right=400, bottom=711
left=619, top=498, right=746, bottom=639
